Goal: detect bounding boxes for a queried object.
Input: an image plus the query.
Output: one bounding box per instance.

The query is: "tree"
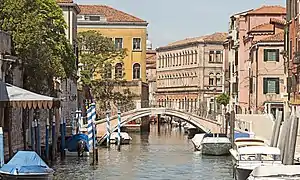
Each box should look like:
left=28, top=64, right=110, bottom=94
left=216, top=93, right=230, bottom=106
left=0, top=0, right=76, bottom=93
left=77, top=30, right=135, bottom=114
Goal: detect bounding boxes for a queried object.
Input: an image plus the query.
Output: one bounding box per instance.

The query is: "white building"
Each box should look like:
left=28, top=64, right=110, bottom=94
left=57, top=0, right=80, bottom=123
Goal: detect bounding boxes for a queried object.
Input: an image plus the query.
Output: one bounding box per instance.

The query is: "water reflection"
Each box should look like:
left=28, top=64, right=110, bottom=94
left=53, top=124, right=232, bottom=180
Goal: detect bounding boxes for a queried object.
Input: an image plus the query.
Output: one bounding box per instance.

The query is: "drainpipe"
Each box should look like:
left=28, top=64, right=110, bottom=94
left=255, top=45, right=259, bottom=113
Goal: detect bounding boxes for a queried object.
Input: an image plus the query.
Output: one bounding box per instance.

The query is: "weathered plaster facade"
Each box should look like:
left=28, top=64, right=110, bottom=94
left=156, top=32, right=227, bottom=113
left=225, top=6, right=286, bottom=113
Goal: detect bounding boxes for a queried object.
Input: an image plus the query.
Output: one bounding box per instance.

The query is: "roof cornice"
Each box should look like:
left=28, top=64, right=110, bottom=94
left=57, top=3, right=81, bottom=14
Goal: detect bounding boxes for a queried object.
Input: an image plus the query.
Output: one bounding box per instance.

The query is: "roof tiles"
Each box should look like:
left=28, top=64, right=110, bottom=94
left=165, top=32, right=227, bottom=48
left=247, top=5, right=286, bottom=15
left=250, top=23, right=274, bottom=32
left=259, top=31, right=284, bottom=42
left=56, top=0, right=73, bottom=3
left=79, top=5, right=146, bottom=23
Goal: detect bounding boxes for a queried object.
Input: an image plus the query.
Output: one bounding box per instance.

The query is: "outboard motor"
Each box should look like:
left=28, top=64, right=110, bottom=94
left=77, top=140, right=86, bottom=157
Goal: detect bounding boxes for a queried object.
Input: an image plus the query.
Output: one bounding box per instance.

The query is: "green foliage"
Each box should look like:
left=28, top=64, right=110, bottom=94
left=216, top=93, right=230, bottom=106
left=78, top=30, right=135, bottom=111
left=0, top=0, right=76, bottom=93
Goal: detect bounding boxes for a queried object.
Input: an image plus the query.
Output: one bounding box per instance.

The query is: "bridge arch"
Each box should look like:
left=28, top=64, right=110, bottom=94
left=95, top=108, right=221, bottom=144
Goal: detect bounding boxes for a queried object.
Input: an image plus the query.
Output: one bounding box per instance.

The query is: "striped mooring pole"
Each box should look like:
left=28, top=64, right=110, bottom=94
left=106, top=110, right=111, bottom=147
left=117, top=107, right=121, bottom=148
left=87, top=106, right=93, bottom=151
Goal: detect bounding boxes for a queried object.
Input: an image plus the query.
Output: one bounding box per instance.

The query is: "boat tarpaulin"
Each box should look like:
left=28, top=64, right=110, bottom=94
left=234, top=132, right=250, bottom=139
left=66, top=134, right=89, bottom=152
left=0, top=151, right=54, bottom=175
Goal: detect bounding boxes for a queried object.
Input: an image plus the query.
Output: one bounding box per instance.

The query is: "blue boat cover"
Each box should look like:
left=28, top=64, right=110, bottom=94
left=234, top=132, right=250, bottom=139
left=0, top=151, right=54, bottom=175
left=66, top=134, right=89, bottom=152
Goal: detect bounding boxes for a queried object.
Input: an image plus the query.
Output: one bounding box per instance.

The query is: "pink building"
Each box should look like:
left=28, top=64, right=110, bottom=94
left=232, top=5, right=286, bottom=113
left=247, top=19, right=286, bottom=115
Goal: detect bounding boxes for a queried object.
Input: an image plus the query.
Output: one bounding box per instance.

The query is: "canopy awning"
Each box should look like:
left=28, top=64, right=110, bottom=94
left=0, top=81, right=60, bottom=109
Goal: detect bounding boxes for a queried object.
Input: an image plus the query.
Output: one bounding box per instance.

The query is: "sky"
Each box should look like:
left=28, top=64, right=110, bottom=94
left=75, top=0, right=285, bottom=48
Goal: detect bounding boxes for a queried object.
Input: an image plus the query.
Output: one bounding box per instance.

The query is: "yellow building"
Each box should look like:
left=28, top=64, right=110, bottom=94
left=77, top=5, right=148, bottom=82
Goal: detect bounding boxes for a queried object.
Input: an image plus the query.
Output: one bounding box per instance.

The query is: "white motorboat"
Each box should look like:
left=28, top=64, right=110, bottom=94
left=230, top=145, right=282, bottom=180
left=192, top=133, right=231, bottom=156
left=247, top=165, right=300, bottom=179
left=201, top=133, right=231, bottom=156
left=110, top=132, right=132, bottom=144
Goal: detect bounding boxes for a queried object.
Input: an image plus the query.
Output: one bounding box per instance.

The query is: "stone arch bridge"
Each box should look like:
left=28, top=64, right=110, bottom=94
left=82, top=107, right=223, bottom=144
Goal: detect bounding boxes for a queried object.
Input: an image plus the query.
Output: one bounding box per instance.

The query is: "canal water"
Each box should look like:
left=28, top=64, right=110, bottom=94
left=53, top=124, right=233, bottom=180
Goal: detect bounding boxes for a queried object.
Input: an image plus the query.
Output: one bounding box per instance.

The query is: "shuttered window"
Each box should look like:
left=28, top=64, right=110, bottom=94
left=264, top=49, right=279, bottom=62
left=263, top=78, right=279, bottom=94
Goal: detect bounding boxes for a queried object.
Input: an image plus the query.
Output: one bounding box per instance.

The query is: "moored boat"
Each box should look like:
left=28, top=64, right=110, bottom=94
left=65, top=134, right=89, bottom=157
left=0, top=151, right=54, bottom=180
left=230, top=145, right=282, bottom=180
left=110, top=132, right=132, bottom=144
left=247, top=165, right=300, bottom=179
left=201, top=133, right=231, bottom=156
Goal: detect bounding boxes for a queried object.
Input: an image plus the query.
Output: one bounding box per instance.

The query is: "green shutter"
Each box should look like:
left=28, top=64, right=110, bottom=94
left=276, top=49, right=280, bottom=62
left=263, top=78, right=268, bottom=94
left=275, top=78, right=280, bottom=94
left=264, top=49, right=268, bottom=61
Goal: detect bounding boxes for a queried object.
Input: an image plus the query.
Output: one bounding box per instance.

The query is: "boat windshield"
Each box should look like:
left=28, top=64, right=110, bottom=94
left=240, top=154, right=281, bottom=161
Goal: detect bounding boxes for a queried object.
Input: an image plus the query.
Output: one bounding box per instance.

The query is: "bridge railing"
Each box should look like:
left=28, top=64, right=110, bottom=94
left=90, top=100, right=223, bottom=122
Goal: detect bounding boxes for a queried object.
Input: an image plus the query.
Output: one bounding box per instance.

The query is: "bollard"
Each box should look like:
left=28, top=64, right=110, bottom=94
left=37, top=120, right=41, bottom=156
left=31, top=121, right=35, bottom=151
left=117, top=108, right=121, bottom=150
left=60, top=118, right=66, bottom=159
left=0, top=127, right=4, bottom=168
left=106, top=110, right=111, bottom=147
left=45, top=118, right=50, bottom=161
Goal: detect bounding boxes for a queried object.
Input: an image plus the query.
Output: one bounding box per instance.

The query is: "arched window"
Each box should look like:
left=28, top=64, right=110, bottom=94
left=209, top=73, right=214, bottom=86
left=133, top=63, right=141, bottom=79
left=194, top=50, right=198, bottom=64
left=190, top=51, right=194, bottom=64
left=104, top=64, right=112, bottom=78
left=115, top=63, right=123, bottom=78
left=179, top=53, right=182, bottom=66
left=216, top=73, right=221, bottom=86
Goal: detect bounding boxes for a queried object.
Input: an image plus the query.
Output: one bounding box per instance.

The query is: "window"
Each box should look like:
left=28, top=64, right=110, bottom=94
left=194, top=50, right=198, bottom=64
left=209, top=73, right=214, bottom=86
left=115, top=38, right=123, bottom=49
left=89, top=16, right=100, bottom=21
left=133, top=63, right=141, bottom=79
left=209, top=51, right=214, bottom=62
left=133, top=38, right=141, bottom=50
left=216, top=73, right=221, bottom=86
left=216, top=51, right=222, bottom=62
left=263, top=78, right=279, bottom=94
left=264, top=49, right=279, bottom=62
left=115, top=63, right=123, bottom=78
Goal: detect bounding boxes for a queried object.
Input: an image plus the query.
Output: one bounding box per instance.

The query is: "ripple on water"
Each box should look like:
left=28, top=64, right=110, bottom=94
left=53, top=125, right=233, bottom=180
